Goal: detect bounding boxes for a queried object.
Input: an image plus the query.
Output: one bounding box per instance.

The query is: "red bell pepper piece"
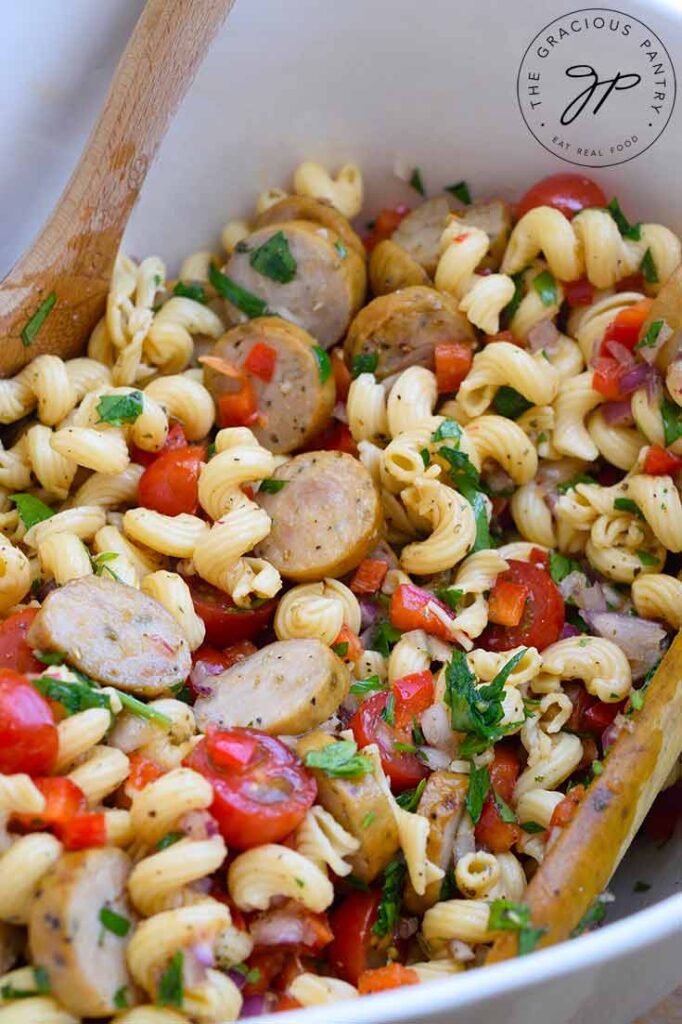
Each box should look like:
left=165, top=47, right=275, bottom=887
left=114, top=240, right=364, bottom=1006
left=358, top=963, right=419, bottom=994
left=550, top=784, right=586, bottom=828
left=643, top=444, right=682, bottom=476
left=488, top=579, right=529, bottom=627
left=393, top=671, right=434, bottom=730
left=434, top=342, right=473, bottom=392
left=58, top=812, right=107, bottom=850
left=244, top=341, right=277, bottom=382
left=563, top=278, right=594, bottom=307
left=350, top=558, right=389, bottom=594
left=389, top=584, right=455, bottom=641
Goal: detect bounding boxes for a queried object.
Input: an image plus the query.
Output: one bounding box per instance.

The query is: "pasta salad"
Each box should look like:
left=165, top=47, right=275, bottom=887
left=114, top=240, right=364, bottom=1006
left=0, top=164, right=680, bottom=1022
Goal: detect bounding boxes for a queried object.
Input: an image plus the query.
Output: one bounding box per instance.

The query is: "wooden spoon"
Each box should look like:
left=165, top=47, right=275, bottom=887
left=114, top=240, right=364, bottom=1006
left=0, top=0, right=234, bottom=378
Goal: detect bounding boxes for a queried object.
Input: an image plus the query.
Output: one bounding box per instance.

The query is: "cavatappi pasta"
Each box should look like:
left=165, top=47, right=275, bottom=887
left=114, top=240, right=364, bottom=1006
left=0, top=164, right=679, bottom=1021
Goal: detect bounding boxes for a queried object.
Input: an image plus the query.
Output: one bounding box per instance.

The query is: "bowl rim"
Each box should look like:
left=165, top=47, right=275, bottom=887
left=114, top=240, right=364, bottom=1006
left=264, top=892, right=682, bottom=1021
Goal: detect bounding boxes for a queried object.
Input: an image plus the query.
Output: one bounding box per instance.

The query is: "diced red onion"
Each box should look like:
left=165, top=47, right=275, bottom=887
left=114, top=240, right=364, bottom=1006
left=561, top=623, right=582, bottom=639
left=333, top=401, right=349, bottom=424
left=179, top=810, right=219, bottom=840
left=190, top=942, right=215, bottom=968
left=557, top=572, right=607, bottom=612
left=240, top=994, right=275, bottom=1018
left=420, top=702, right=456, bottom=752
left=359, top=597, right=380, bottom=631
left=618, top=362, right=657, bottom=397
left=367, top=538, right=400, bottom=571
left=229, top=969, right=247, bottom=991
left=418, top=746, right=452, bottom=770
left=603, top=340, right=635, bottom=366
left=398, top=917, right=419, bottom=939
left=249, top=909, right=309, bottom=947
left=601, top=399, right=635, bottom=427
left=188, top=662, right=218, bottom=698
left=580, top=611, right=667, bottom=679
left=580, top=582, right=608, bottom=612
left=528, top=318, right=560, bottom=353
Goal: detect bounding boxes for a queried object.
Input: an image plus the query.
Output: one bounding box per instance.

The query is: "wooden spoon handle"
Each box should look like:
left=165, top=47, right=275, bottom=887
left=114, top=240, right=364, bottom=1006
left=0, top=0, right=234, bottom=376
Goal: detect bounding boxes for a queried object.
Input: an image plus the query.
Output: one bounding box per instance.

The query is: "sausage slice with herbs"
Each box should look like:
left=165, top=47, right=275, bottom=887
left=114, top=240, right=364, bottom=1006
left=27, top=575, right=191, bottom=696
left=255, top=450, right=381, bottom=581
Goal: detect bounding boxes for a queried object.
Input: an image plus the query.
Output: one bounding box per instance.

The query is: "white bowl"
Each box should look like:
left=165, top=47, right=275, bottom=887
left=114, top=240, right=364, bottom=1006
left=0, top=1, right=680, bottom=1020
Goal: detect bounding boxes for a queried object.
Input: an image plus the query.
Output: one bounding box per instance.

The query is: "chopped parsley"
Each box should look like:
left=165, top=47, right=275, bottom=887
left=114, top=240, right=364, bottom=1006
left=435, top=586, right=464, bottom=611
left=157, top=951, right=184, bottom=1007
left=549, top=551, right=581, bottom=584
left=629, top=688, right=645, bottom=711
left=640, top=247, right=658, bottom=284
left=393, top=741, right=417, bottom=753
left=636, top=319, right=664, bottom=350
left=396, top=777, right=426, bottom=812
left=613, top=497, right=644, bottom=519
left=33, top=675, right=112, bottom=717
left=521, top=820, right=546, bottom=834
left=249, top=230, right=297, bottom=283
left=532, top=269, right=558, bottom=307
left=351, top=352, right=379, bottom=378
left=606, top=197, right=641, bottom=240
left=420, top=448, right=430, bottom=468
left=331, top=641, right=349, bottom=658
left=334, top=240, right=348, bottom=259
left=493, top=791, right=518, bottom=823
left=571, top=898, right=606, bottom=936
left=21, top=291, right=56, bottom=347
left=259, top=478, right=287, bottom=494
left=443, top=648, right=527, bottom=744
left=557, top=473, right=597, bottom=494
left=488, top=899, right=546, bottom=955
left=409, top=168, right=425, bottom=196
left=304, top=739, right=373, bottom=779
left=113, top=986, right=129, bottom=1010
left=445, top=180, right=472, bottom=205
left=493, top=385, right=533, bottom=420
left=636, top=549, right=659, bottom=567
left=436, top=443, right=491, bottom=552
left=660, top=395, right=682, bottom=447
left=10, top=493, right=54, bottom=530
left=370, top=620, right=402, bottom=658
left=91, top=550, right=122, bottom=582
left=501, top=269, right=525, bottom=326
left=98, top=906, right=131, bottom=937
left=0, top=966, right=50, bottom=1000
left=361, top=811, right=376, bottom=829
left=173, top=281, right=206, bottom=303
left=350, top=675, right=385, bottom=697
left=34, top=663, right=171, bottom=729
left=466, top=763, right=490, bottom=823
left=432, top=418, right=463, bottom=443
left=381, top=693, right=396, bottom=727
left=313, top=345, right=332, bottom=383
left=155, top=831, right=184, bottom=851
left=96, top=390, right=144, bottom=427
left=208, top=263, right=269, bottom=318
left=372, top=856, right=406, bottom=937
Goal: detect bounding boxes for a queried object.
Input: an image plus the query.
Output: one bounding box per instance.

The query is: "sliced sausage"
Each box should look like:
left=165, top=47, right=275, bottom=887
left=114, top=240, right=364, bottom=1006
left=27, top=575, right=191, bottom=696
left=193, top=638, right=350, bottom=735
left=453, top=198, right=513, bottom=270
left=403, top=770, right=468, bottom=914
left=255, top=450, right=381, bottom=581
left=369, top=240, right=430, bottom=296
left=224, top=221, right=366, bottom=348
left=297, top=731, right=400, bottom=882
left=344, top=285, right=475, bottom=380
left=391, top=196, right=454, bottom=275
left=255, top=196, right=366, bottom=260
left=641, top=262, right=682, bottom=369
left=204, top=317, right=335, bottom=454
left=29, top=848, right=137, bottom=1018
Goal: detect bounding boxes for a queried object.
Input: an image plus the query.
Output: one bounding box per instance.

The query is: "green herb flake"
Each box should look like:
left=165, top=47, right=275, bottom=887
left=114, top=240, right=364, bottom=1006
left=493, top=385, right=533, bottom=420
left=173, top=280, right=206, bottom=303
left=259, top=478, right=287, bottom=494
left=112, top=986, right=129, bottom=1010
left=393, top=741, right=417, bottom=753
left=372, top=856, right=406, bottom=937
left=91, top=550, right=122, bottom=582
left=607, top=198, right=641, bottom=240
left=444, top=649, right=527, bottom=742
left=435, top=586, right=464, bottom=611
left=629, top=688, right=645, bottom=712
left=334, top=240, right=348, bottom=259
left=420, top=448, right=430, bottom=468
left=409, top=168, right=425, bottom=196
left=466, top=763, right=490, bottom=823
left=396, top=778, right=426, bottom=813
left=437, top=444, right=491, bottom=551
left=660, top=396, right=682, bottom=448
left=0, top=966, right=51, bottom=1000
left=331, top=641, right=349, bottom=658
left=636, top=549, right=659, bottom=567
left=304, top=739, right=373, bottom=779
left=493, top=791, right=518, bottom=823
left=432, top=418, right=463, bottom=443
left=208, top=263, right=269, bottom=318
left=248, top=230, right=297, bottom=284
left=350, top=675, right=385, bottom=697
left=571, top=898, right=606, bottom=937
left=156, top=831, right=184, bottom=852
left=10, top=493, right=54, bottom=530
left=488, top=899, right=546, bottom=956
left=33, top=675, right=112, bottom=717
left=21, top=291, right=57, bottom=347
left=532, top=270, right=558, bottom=307
left=591, top=759, right=604, bottom=777
left=98, top=906, right=131, bottom=937
left=502, top=269, right=525, bottom=326
left=613, top=497, right=644, bottom=519
left=640, top=247, right=659, bottom=284
left=361, top=811, right=376, bottom=830
left=445, top=180, right=472, bottom=205
left=370, top=620, right=402, bottom=658
left=313, top=345, right=332, bottom=383
left=157, top=951, right=184, bottom=1008
left=351, top=352, right=379, bottom=378
left=636, top=319, right=664, bottom=350
left=96, top=390, right=144, bottom=427
left=557, top=473, right=597, bottom=494
left=381, top=693, right=396, bottom=727
left=549, top=551, right=582, bottom=584
left=346, top=874, right=370, bottom=891
left=295, top=877, right=305, bottom=888
left=521, top=820, right=546, bottom=834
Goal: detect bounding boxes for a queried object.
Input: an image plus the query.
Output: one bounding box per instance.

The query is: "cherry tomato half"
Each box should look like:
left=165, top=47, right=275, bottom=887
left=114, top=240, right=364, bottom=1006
left=0, top=608, right=43, bottom=674
left=516, top=173, right=607, bottom=221
left=480, top=559, right=564, bottom=652
left=184, top=576, right=277, bottom=646
left=474, top=746, right=522, bottom=853
left=328, top=889, right=383, bottom=985
left=184, top=728, right=316, bottom=849
left=0, top=669, right=58, bottom=776
left=349, top=691, right=429, bottom=792
left=138, top=445, right=206, bottom=517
